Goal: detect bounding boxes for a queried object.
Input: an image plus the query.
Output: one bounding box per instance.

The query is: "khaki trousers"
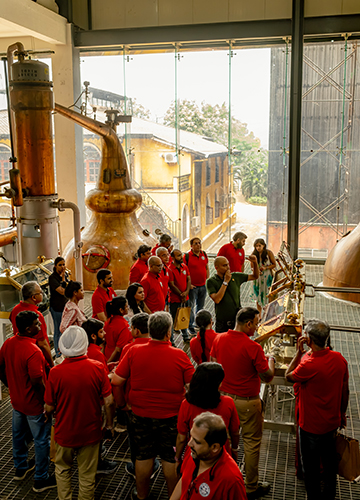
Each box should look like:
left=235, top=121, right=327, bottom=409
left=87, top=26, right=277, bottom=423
left=55, top=442, right=100, bottom=500
left=233, top=397, right=263, bottom=494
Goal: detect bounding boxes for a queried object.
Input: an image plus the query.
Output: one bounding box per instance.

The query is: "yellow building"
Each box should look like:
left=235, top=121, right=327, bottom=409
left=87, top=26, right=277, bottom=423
left=84, top=113, right=234, bottom=252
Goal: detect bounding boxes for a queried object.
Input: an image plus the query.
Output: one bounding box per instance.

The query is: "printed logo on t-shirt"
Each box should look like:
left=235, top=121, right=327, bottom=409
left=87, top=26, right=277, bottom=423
left=160, top=282, right=163, bottom=287
left=201, top=256, right=205, bottom=260
left=182, top=270, right=186, bottom=275
left=199, top=483, right=211, bottom=497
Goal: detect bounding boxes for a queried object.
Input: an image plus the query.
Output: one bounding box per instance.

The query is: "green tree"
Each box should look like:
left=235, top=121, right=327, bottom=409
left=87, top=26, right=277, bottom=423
left=234, top=149, right=268, bottom=201
left=163, top=99, right=260, bottom=152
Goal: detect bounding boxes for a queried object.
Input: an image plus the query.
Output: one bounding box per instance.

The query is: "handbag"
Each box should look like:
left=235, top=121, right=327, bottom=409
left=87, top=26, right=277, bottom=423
left=336, top=431, right=360, bottom=481
left=174, top=304, right=191, bottom=331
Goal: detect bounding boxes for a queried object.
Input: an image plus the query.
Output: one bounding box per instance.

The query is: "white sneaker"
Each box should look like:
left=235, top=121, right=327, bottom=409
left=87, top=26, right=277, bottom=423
left=54, top=355, right=64, bottom=365
left=114, top=423, right=127, bottom=433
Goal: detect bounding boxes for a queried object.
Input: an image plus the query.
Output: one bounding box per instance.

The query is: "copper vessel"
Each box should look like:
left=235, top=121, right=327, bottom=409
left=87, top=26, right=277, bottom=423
left=323, top=224, right=360, bottom=304
left=55, top=104, right=156, bottom=291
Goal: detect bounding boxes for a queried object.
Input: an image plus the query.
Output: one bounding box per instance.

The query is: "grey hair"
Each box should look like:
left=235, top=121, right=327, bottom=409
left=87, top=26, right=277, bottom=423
left=193, top=412, right=227, bottom=447
left=148, top=311, right=172, bottom=340
left=156, top=246, right=168, bottom=256
left=159, top=234, right=172, bottom=243
left=22, top=281, right=40, bottom=301
left=304, top=319, right=330, bottom=348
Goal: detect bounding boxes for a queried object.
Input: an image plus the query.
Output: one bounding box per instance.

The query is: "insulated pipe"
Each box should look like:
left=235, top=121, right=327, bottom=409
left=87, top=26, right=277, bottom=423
left=0, top=228, right=17, bottom=247
left=6, top=42, right=24, bottom=157
left=51, top=199, right=83, bottom=284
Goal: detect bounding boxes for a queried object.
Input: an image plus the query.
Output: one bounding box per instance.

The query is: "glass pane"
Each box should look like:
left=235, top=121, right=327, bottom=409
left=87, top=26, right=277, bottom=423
left=267, top=42, right=290, bottom=255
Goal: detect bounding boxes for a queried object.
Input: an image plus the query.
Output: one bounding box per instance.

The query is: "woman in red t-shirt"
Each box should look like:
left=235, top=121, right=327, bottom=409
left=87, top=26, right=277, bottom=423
left=175, top=362, right=240, bottom=467
left=104, top=296, right=132, bottom=363
left=190, top=310, right=217, bottom=365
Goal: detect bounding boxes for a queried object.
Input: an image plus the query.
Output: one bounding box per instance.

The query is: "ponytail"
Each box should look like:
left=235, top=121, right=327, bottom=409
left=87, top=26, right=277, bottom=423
left=195, top=309, right=212, bottom=363
left=105, top=295, right=127, bottom=318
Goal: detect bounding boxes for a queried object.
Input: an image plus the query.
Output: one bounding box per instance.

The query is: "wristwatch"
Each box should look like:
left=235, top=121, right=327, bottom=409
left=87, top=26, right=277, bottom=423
left=223, top=281, right=228, bottom=286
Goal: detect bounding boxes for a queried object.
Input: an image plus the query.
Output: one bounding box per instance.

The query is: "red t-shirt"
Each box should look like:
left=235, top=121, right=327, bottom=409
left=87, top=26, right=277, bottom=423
left=217, top=243, right=245, bottom=272
left=119, top=337, right=151, bottom=400
left=104, top=315, right=132, bottom=360
left=177, top=396, right=239, bottom=454
left=140, top=272, right=166, bottom=313
left=210, top=330, right=269, bottom=397
left=91, top=285, right=117, bottom=318
left=190, top=329, right=217, bottom=365
left=44, top=356, right=112, bottom=448
left=180, top=448, right=247, bottom=500
left=292, top=348, right=348, bottom=434
left=10, top=302, right=48, bottom=343
left=185, top=251, right=208, bottom=287
left=168, top=263, right=190, bottom=303
left=116, top=340, right=194, bottom=418
left=159, top=265, right=170, bottom=300
left=0, top=335, right=46, bottom=415
left=129, top=259, right=148, bottom=284
left=87, top=343, right=108, bottom=371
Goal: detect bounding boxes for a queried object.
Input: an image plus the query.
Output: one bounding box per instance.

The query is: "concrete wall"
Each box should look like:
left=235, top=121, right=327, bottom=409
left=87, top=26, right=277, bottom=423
left=87, top=0, right=359, bottom=30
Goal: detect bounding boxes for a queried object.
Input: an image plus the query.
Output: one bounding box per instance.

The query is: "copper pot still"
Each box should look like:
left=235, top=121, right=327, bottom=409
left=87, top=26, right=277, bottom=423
left=56, top=104, right=156, bottom=291
left=323, top=223, right=360, bottom=304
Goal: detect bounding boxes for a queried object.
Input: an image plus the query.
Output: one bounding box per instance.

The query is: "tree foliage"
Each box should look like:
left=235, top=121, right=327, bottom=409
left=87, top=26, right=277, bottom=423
left=233, top=149, right=268, bottom=201
left=163, top=99, right=260, bottom=153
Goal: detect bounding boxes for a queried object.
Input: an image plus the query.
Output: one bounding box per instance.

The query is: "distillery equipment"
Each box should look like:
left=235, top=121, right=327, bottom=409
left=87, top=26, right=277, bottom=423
left=55, top=104, right=156, bottom=290
left=323, top=224, right=360, bottom=304
left=8, top=43, right=59, bottom=266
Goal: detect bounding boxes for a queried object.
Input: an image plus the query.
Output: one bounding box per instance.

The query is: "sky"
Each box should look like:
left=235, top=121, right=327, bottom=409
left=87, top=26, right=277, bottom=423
left=80, top=48, right=271, bottom=148
left=0, top=48, right=271, bottom=148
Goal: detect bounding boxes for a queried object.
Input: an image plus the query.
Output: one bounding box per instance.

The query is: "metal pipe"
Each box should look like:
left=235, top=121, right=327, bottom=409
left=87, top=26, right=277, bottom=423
left=51, top=199, right=83, bottom=284
left=0, top=228, right=17, bottom=247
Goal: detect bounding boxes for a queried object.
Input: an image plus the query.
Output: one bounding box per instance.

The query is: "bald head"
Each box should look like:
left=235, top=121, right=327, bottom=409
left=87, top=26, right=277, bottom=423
left=149, top=256, right=163, bottom=274
left=214, top=256, right=230, bottom=277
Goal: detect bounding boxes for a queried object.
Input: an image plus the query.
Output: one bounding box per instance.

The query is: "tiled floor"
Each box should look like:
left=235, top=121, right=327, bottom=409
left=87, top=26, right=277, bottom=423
left=1, top=263, right=360, bottom=499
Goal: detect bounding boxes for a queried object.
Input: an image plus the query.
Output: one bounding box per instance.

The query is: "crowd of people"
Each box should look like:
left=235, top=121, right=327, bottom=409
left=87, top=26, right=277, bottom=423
left=0, top=232, right=349, bottom=500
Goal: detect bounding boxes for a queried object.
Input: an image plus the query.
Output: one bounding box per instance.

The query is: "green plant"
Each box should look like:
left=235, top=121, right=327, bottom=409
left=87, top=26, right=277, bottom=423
left=248, top=196, right=267, bottom=205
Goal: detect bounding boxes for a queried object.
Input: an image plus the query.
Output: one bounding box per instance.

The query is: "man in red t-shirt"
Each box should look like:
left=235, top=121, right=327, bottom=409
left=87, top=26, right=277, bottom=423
left=82, top=318, right=107, bottom=371
left=45, top=325, right=115, bottom=500
left=217, top=231, right=247, bottom=272
left=140, top=256, right=166, bottom=313
left=169, top=249, right=192, bottom=343
left=170, top=412, right=246, bottom=500
left=156, top=246, right=171, bottom=305
left=151, top=233, right=173, bottom=256
left=0, top=310, right=56, bottom=492
left=129, top=245, right=152, bottom=284
left=184, top=238, right=209, bottom=335
left=210, top=307, right=274, bottom=500
left=112, top=311, right=194, bottom=500
left=91, top=269, right=117, bottom=322
left=10, top=281, right=53, bottom=368
left=286, top=320, right=349, bottom=500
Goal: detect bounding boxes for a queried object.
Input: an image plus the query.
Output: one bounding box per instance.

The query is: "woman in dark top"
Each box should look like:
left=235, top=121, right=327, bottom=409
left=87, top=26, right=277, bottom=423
left=49, top=257, right=68, bottom=359
left=125, top=282, right=151, bottom=317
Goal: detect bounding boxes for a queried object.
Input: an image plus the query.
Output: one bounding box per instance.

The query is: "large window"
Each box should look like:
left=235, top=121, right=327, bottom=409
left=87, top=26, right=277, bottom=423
left=83, top=143, right=101, bottom=183
left=0, top=144, right=11, bottom=182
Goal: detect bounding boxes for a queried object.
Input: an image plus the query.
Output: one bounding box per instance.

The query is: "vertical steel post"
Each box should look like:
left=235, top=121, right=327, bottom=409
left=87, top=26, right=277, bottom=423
left=287, top=0, right=304, bottom=258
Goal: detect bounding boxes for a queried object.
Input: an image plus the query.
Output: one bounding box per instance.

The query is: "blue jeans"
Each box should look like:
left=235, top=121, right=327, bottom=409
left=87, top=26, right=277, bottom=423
left=188, top=285, right=207, bottom=333
left=12, top=410, right=51, bottom=480
left=299, top=427, right=337, bottom=500
left=50, top=308, right=63, bottom=357
left=169, top=302, right=189, bottom=343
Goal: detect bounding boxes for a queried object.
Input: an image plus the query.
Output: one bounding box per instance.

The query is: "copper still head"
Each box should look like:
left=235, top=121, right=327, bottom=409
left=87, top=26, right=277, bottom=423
left=56, top=104, right=156, bottom=291
left=323, top=223, right=360, bottom=304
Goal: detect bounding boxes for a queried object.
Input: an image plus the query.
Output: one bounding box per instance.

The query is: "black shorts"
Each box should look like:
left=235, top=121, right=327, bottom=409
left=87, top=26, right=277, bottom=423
left=130, top=412, right=178, bottom=463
